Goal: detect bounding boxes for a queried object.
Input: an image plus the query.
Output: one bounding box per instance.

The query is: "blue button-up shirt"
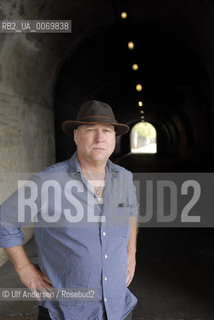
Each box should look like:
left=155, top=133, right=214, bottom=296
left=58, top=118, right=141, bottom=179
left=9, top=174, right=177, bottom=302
left=0, top=152, right=139, bottom=320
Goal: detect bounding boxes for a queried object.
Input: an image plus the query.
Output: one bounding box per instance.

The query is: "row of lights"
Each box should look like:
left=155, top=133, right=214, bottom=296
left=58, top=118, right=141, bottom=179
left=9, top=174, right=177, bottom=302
left=121, top=11, right=144, bottom=121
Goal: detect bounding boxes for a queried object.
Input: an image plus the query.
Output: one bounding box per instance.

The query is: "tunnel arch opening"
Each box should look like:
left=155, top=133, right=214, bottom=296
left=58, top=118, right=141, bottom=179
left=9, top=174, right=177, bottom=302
left=130, top=121, right=157, bottom=154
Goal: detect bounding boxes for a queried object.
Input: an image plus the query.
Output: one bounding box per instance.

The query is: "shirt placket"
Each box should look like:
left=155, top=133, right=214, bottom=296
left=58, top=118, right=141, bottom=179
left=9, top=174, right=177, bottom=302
left=100, top=169, right=118, bottom=316
left=78, top=164, right=119, bottom=318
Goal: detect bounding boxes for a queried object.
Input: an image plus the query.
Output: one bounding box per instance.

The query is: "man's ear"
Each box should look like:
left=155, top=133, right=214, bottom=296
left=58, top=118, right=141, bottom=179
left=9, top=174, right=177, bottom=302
left=73, top=129, right=77, bottom=145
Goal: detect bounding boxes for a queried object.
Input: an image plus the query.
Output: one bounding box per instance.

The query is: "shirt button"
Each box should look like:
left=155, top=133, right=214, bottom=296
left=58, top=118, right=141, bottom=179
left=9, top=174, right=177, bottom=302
left=103, top=232, right=106, bottom=236
left=104, top=297, right=107, bottom=302
left=104, top=254, right=108, bottom=259
left=104, top=276, right=108, bottom=281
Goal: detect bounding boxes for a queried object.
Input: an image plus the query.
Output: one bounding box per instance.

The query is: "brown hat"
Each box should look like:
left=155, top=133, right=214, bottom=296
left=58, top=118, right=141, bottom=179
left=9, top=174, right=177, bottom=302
left=62, top=100, right=129, bottom=136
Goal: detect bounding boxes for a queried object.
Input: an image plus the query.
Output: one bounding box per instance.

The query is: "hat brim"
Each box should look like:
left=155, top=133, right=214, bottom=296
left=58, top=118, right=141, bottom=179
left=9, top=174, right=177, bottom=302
left=62, top=120, right=130, bottom=136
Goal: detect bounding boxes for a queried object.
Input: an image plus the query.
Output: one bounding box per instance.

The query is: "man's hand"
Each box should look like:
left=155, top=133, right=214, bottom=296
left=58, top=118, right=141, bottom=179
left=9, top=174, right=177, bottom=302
left=5, top=245, right=53, bottom=300
left=16, top=262, right=53, bottom=300
left=126, top=250, right=136, bottom=287
left=17, top=262, right=52, bottom=290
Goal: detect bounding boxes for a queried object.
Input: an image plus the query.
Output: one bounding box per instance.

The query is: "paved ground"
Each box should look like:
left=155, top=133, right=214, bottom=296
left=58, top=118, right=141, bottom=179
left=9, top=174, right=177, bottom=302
left=132, top=229, right=214, bottom=320
left=0, top=229, right=214, bottom=320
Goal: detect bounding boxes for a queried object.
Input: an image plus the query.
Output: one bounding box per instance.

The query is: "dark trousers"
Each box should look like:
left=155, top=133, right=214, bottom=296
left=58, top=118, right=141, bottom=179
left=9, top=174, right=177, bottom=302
left=38, top=306, right=132, bottom=320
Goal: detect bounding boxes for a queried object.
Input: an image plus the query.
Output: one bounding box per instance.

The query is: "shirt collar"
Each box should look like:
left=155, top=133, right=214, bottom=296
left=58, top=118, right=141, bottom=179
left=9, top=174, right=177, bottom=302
left=68, top=151, right=81, bottom=174
left=68, top=151, right=119, bottom=177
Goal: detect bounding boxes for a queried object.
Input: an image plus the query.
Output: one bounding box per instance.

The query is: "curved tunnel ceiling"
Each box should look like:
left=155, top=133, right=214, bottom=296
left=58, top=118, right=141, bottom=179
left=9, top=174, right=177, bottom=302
left=0, top=0, right=213, bottom=171
left=0, top=0, right=213, bottom=105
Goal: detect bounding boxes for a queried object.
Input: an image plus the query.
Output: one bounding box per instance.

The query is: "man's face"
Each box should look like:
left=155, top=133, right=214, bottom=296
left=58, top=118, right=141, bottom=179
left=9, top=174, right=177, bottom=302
left=73, top=123, right=116, bottom=165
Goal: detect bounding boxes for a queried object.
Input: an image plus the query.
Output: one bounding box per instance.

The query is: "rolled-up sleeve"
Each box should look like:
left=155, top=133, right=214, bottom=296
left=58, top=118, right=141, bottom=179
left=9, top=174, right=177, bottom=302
left=0, top=174, right=41, bottom=248
left=0, top=219, right=24, bottom=248
left=0, top=189, right=25, bottom=248
left=128, top=172, right=139, bottom=217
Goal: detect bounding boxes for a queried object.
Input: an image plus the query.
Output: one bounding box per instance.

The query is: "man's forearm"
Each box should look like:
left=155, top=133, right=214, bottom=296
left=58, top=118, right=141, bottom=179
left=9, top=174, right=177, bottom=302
left=126, top=216, right=138, bottom=286
left=5, top=245, right=52, bottom=290
left=127, top=216, right=138, bottom=253
left=5, top=245, right=31, bottom=272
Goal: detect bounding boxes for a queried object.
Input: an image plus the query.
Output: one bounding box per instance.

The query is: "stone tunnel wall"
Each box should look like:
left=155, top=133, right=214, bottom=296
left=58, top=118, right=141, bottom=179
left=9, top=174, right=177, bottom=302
left=0, top=32, right=56, bottom=266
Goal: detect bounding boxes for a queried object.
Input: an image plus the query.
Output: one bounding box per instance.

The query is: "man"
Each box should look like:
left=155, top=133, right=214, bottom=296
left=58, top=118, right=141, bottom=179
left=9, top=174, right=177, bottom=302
left=0, top=100, right=139, bottom=320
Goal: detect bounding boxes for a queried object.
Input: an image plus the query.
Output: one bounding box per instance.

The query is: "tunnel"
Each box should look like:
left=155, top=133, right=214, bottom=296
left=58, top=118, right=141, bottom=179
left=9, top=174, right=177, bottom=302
left=0, top=0, right=214, bottom=319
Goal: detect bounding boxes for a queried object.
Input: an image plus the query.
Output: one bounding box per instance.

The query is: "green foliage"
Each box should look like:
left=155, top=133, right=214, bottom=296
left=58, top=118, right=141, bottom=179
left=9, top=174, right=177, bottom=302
left=133, top=122, right=156, bottom=139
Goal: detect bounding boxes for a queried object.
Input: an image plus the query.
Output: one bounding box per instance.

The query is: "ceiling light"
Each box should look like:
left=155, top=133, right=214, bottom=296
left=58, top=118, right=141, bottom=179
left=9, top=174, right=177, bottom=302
left=128, top=42, right=134, bottom=50
left=136, top=84, right=143, bottom=91
left=132, top=64, right=138, bottom=71
left=121, top=12, right=127, bottom=19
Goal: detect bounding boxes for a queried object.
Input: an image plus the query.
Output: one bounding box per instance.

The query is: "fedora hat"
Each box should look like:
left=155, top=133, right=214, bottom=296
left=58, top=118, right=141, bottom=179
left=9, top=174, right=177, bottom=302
left=62, top=100, right=129, bottom=136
